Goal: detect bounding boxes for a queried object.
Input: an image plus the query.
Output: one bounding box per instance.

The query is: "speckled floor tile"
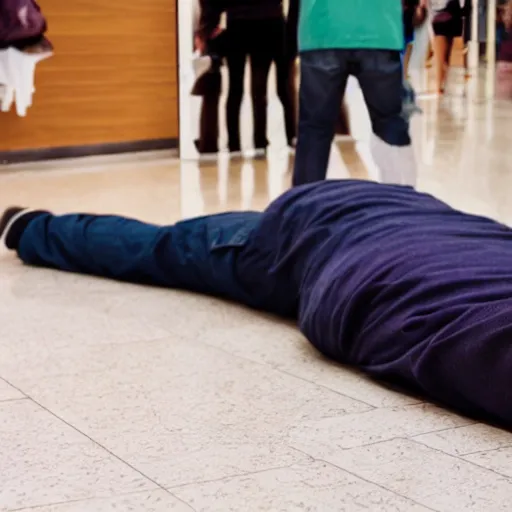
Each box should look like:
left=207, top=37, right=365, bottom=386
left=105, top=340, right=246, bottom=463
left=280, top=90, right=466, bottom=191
left=13, top=491, right=193, bottom=512
left=0, top=400, right=155, bottom=510
left=172, top=460, right=432, bottom=512
left=313, top=438, right=512, bottom=511
left=6, top=337, right=370, bottom=488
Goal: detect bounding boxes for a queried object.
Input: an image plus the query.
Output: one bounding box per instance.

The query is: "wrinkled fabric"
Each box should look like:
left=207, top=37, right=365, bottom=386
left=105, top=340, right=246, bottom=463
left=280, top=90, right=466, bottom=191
left=241, top=180, right=512, bottom=425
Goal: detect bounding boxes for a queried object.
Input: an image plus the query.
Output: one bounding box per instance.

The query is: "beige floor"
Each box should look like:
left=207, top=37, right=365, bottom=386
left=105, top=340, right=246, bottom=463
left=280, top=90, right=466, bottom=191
left=2, top=88, right=512, bottom=511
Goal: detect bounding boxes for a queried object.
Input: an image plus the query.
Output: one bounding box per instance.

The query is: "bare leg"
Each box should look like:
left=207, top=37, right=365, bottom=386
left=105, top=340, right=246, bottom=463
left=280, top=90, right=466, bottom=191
left=403, top=43, right=413, bottom=79
left=434, top=35, right=454, bottom=93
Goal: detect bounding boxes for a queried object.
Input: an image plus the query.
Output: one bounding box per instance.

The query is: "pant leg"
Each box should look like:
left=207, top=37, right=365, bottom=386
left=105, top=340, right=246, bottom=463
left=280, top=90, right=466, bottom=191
left=249, top=52, right=273, bottom=150
left=198, top=73, right=222, bottom=153
left=17, top=211, right=265, bottom=306
left=354, top=50, right=416, bottom=187
left=275, top=55, right=297, bottom=145
left=248, top=19, right=279, bottom=151
left=293, top=50, right=348, bottom=186
left=225, top=35, right=247, bottom=152
left=271, top=17, right=297, bottom=145
left=354, top=50, right=410, bottom=147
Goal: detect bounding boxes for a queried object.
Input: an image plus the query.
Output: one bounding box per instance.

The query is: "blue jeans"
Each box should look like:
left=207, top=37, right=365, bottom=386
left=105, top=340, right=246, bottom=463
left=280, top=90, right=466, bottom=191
left=293, top=49, right=411, bottom=186
left=17, top=211, right=275, bottom=309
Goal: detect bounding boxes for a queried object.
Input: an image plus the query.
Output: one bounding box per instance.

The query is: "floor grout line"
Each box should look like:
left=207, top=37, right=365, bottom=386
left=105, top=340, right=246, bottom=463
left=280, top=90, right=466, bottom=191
left=407, top=437, right=512, bottom=481
left=8, top=488, right=178, bottom=512
left=290, top=444, right=440, bottom=512
left=0, top=377, right=197, bottom=512
left=0, top=396, right=29, bottom=404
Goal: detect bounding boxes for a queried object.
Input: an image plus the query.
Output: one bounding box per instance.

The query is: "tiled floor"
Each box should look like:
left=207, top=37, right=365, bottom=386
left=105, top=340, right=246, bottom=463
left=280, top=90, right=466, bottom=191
left=2, top=85, right=512, bottom=511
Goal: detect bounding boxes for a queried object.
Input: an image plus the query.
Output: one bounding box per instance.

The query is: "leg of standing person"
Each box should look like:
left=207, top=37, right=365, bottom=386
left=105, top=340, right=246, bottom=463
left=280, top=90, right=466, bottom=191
left=433, top=33, right=454, bottom=93
left=403, top=42, right=414, bottom=79
left=354, top=49, right=417, bottom=187
left=225, top=27, right=247, bottom=153
left=194, top=71, right=222, bottom=154
left=275, top=55, right=297, bottom=147
left=248, top=19, right=279, bottom=153
left=0, top=208, right=285, bottom=312
left=273, top=17, right=297, bottom=148
left=292, top=50, right=348, bottom=186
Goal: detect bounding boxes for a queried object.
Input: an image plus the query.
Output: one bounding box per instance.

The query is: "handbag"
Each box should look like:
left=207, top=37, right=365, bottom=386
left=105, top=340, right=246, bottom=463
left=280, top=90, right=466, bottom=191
left=0, top=0, right=47, bottom=47
left=432, top=0, right=461, bottom=24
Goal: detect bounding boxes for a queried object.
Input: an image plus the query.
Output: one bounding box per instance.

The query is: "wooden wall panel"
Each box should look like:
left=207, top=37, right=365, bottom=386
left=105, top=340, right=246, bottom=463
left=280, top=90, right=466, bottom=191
left=0, top=0, right=178, bottom=152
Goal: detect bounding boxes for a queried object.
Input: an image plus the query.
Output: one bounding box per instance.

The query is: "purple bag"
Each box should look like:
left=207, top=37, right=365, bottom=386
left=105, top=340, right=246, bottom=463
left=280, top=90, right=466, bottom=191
left=432, top=0, right=461, bottom=24
left=0, top=0, right=47, bottom=46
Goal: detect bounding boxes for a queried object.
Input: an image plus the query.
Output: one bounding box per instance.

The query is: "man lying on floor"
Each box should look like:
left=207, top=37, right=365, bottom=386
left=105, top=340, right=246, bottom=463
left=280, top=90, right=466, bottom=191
left=2, top=180, right=512, bottom=427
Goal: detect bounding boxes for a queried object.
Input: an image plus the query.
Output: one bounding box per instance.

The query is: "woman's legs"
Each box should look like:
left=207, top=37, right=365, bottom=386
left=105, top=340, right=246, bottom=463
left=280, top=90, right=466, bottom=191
left=434, top=35, right=454, bottom=93
left=403, top=42, right=414, bottom=79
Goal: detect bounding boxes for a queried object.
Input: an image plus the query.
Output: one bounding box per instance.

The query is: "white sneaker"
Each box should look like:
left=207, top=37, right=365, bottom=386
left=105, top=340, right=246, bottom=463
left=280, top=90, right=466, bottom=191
left=370, top=135, right=417, bottom=188
left=220, top=149, right=244, bottom=159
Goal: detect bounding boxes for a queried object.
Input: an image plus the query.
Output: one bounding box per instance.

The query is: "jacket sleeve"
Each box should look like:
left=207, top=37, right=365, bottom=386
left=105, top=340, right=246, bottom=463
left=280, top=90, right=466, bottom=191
left=197, top=0, right=223, bottom=40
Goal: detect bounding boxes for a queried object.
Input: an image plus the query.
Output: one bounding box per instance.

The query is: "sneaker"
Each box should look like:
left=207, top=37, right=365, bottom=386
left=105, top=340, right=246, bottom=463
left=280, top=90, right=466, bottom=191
left=253, top=148, right=267, bottom=159
left=0, top=207, right=28, bottom=249
left=221, top=147, right=244, bottom=159
left=194, top=139, right=218, bottom=161
left=0, top=207, right=45, bottom=250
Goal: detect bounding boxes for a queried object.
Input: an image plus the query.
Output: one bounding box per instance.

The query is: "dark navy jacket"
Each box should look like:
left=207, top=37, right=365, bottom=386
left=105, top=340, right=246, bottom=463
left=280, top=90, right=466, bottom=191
left=240, top=180, right=512, bottom=424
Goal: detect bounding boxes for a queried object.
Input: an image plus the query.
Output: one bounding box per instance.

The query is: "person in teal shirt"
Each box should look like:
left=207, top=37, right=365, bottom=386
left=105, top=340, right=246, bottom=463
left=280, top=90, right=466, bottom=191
left=292, top=0, right=417, bottom=188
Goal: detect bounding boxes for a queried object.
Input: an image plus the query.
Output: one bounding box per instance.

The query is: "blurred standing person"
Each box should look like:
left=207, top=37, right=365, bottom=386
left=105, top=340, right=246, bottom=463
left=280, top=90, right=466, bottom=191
left=192, top=0, right=222, bottom=156
left=431, top=0, right=464, bottom=94
left=280, top=0, right=299, bottom=148
left=402, top=0, right=429, bottom=79
left=497, top=0, right=512, bottom=99
left=293, top=0, right=417, bottom=188
left=196, top=0, right=295, bottom=155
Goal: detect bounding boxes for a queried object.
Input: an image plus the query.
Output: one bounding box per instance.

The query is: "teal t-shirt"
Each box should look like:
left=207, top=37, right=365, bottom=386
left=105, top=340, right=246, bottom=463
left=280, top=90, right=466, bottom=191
left=298, top=0, right=405, bottom=52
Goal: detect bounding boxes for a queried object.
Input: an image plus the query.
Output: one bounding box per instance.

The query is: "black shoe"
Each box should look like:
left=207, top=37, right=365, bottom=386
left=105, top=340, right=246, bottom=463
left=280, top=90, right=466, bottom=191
left=194, top=139, right=218, bottom=155
left=0, top=207, right=46, bottom=250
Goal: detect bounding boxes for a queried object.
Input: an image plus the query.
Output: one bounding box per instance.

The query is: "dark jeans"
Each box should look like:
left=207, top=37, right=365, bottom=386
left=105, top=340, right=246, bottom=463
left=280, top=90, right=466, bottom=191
left=293, top=49, right=410, bottom=186
left=224, top=18, right=295, bottom=150
left=17, top=212, right=272, bottom=308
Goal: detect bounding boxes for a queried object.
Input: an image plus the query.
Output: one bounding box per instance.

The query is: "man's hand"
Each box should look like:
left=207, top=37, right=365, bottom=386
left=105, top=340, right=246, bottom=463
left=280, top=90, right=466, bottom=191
left=194, top=27, right=221, bottom=53
left=194, top=35, right=206, bottom=53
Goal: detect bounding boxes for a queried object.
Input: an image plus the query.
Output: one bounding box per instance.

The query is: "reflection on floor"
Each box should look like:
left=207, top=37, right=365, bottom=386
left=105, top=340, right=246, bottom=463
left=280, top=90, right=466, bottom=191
left=1, top=92, right=512, bottom=511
